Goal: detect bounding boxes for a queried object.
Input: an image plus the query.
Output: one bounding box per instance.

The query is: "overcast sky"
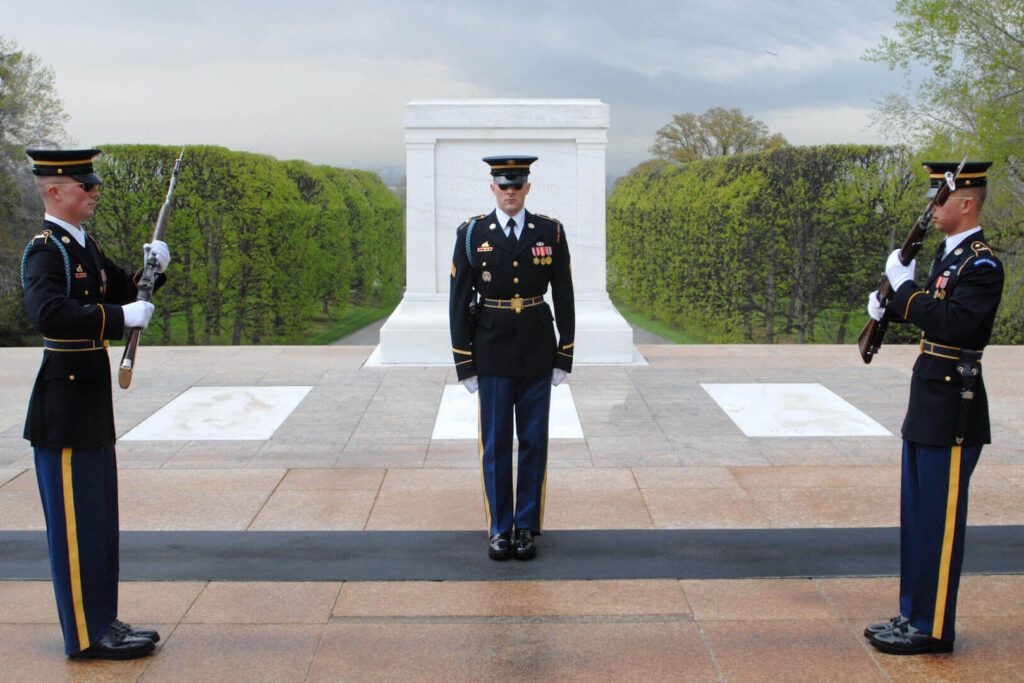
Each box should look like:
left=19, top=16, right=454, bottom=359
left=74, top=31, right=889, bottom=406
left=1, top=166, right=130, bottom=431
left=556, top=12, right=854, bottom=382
left=4, top=0, right=912, bottom=176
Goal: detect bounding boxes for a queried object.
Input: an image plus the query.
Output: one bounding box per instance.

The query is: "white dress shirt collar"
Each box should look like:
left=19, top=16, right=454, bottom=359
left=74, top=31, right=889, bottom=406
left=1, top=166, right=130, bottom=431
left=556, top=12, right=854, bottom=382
left=44, top=213, right=86, bottom=247
left=943, top=226, right=982, bottom=258
left=494, top=207, right=526, bottom=239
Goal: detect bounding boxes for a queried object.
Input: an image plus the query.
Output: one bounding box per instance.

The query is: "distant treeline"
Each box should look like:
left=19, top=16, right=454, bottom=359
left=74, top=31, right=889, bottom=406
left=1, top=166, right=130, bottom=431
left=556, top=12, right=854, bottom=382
left=609, top=145, right=966, bottom=344
left=90, top=145, right=403, bottom=344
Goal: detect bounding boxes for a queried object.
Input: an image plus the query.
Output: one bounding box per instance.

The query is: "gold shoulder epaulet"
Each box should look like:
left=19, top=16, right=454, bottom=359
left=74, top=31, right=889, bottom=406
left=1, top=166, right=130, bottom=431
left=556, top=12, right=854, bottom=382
left=971, top=240, right=993, bottom=256
left=32, top=230, right=52, bottom=245
left=534, top=213, right=562, bottom=226
left=459, top=213, right=487, bottom=230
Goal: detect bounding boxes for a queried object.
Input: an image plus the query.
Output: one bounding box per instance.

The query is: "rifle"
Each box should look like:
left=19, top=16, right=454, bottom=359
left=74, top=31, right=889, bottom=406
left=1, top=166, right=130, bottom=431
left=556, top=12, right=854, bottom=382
left=118, top=148, right=184, bottom=389
left=857, top=157, right=966, bottom=364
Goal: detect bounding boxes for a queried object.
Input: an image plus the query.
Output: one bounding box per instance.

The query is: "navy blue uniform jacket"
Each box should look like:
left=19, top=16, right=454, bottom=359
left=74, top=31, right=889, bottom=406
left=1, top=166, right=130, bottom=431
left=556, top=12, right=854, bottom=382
left=22, top=221, right=165, bottom=448
left=449, top=210, right=575, bottom=380
left=889, top=232, right=1004, bottom=446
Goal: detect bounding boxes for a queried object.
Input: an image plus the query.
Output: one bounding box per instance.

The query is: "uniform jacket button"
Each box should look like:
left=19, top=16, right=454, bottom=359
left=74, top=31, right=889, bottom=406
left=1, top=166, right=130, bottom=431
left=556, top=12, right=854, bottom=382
left=513, top=277, right=519, bottom=283
left=69, top=374, right=76, bottom=381
left=513, top=260, right=518, bottom=267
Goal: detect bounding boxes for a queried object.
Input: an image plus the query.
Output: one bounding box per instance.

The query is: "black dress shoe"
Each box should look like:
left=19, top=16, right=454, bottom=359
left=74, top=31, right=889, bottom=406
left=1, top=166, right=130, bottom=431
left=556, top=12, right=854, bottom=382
left=868, top=624, right=953, bottom=655
left=489, top=532, right=512, bottom=561
left=68, top=628, right=155, bottom=660
left=112, top=618, right=161, bottom=643
left=512, top=529, right=536, bottom=561
left=863, top=615, right=909, bottom=639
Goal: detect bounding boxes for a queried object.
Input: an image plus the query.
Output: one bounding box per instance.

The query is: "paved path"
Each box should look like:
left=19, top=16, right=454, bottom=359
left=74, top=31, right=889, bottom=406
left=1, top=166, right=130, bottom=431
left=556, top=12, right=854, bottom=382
left=1, top=344, right=1021, bottom=680
left=332, top=317, right=674, bottom=345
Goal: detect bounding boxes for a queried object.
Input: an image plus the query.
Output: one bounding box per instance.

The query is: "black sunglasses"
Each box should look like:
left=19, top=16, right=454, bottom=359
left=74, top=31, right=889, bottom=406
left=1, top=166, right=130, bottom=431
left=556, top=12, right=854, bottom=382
left=55, top=181, right=99, bottom=192
left=498, top=182, right=525, bottom=191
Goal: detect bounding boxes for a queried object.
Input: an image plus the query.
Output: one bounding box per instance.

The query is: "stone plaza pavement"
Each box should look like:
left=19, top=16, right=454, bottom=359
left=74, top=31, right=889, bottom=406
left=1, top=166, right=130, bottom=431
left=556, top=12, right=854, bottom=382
left=0, top=343, right=1022, bottom=681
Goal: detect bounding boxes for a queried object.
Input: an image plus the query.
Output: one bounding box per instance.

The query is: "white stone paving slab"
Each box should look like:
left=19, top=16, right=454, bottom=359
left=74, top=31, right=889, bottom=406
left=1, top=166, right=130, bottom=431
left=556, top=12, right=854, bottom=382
left=122, top=386, right=313, bottom=441
left=701, top=383, right=892, bottom=438
left=432, top=383, right=584, bottom=440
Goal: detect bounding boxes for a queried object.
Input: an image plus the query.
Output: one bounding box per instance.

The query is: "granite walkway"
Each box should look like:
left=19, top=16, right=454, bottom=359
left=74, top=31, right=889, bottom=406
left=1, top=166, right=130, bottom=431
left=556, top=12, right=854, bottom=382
left=1, top=343, right=1021, bottom=681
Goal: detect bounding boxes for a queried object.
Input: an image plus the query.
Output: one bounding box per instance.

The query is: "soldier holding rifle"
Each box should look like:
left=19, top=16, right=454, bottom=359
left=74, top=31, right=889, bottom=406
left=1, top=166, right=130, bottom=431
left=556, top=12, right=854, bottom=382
left=21, top=148, right=170, bottom=660
left=863, top=161, right=1003, bottom=655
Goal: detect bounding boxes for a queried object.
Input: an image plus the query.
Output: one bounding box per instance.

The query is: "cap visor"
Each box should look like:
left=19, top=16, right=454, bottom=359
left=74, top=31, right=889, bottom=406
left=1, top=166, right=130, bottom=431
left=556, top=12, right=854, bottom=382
left=72, top=173, right=103, bottom=185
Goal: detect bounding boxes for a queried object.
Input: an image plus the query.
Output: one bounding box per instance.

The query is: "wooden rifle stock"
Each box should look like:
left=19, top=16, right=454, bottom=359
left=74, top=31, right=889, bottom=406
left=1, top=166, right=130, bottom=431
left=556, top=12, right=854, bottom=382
left=118, top=149, right=184, bottom=389
left=857, top=157, right=967, bottom=363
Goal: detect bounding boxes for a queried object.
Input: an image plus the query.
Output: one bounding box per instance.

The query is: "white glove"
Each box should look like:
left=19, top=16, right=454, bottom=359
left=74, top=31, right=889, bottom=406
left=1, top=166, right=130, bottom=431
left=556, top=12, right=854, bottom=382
left=866, top=291, right=885, bottom=322
left=123, top=301, right=154, bottom=329
left=144, top=240, right=171, bottom=273
left=551, top=368, right=567, bottom=386
left=885, top=249, right=916, bottom=291
left=462, top=376, right=479, bottom=394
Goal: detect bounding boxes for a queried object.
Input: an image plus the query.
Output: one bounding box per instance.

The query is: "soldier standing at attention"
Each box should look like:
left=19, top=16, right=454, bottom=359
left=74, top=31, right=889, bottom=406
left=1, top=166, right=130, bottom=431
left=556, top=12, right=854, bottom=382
left=21, top=149, right=170, bottom=660
left=449, top=156, right=575, bottom=561
left=864, top=161, right=1003, bottom=655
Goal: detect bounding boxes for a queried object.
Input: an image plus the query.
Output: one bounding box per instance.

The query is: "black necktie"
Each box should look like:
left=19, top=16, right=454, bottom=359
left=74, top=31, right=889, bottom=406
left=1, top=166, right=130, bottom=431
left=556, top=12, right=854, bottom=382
left=929, top=239, right=947, bottom=280
left=507, top=219, right=518, bottom=249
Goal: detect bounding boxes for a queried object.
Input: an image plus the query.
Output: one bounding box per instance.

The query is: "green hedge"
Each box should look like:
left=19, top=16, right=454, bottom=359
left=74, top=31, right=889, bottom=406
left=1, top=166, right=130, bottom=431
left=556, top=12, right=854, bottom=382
left=608, top=145, right=935, bottom=344
left=90, top=145, right=403, bottom=344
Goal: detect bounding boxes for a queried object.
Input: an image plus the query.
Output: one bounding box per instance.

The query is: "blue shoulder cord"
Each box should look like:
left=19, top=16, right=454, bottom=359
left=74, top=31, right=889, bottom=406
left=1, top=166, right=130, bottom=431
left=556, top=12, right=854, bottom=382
left=464, top=218, right=477, bottom=267
left=21, top=236, right=72, bottom=296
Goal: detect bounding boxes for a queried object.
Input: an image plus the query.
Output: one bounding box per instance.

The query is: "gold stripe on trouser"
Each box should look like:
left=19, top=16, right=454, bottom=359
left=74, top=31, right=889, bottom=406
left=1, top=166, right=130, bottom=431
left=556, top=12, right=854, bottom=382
left=61, top=448, right=90, bottom=651
left=933, top=445, right=963, bottom=637
left=538, top=464, right=548, bottom=533
left=477, top=395, right=491, bottom=532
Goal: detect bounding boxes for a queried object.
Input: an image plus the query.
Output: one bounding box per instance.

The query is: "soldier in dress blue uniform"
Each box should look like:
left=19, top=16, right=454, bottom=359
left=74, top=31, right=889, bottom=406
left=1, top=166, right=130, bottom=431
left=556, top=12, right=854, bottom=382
left=449, top=155, right=575, bottom=561
left=864, top=161, right=1003, bottom=655
left=21, top=148, right=170, bottom=660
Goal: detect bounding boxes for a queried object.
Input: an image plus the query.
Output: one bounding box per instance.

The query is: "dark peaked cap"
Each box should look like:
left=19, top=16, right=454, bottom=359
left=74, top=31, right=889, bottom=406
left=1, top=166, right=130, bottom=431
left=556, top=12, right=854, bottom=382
left=483, top=155, right=538, bottom=185
left=26, top=148, right=103, bottom=186
left=923, top=160, right=991, bottom=197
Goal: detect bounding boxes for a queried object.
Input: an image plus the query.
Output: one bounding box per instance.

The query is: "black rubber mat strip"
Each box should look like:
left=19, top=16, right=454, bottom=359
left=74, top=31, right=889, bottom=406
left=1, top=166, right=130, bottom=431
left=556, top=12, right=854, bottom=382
left=1, top=527, right=1021, bottom=581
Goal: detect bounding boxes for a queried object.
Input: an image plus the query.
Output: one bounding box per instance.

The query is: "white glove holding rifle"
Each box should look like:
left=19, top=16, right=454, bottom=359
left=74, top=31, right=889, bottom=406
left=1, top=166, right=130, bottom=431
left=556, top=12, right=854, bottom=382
left=144, top=240, right=171, bottom=273
left=885, top=249, right=916, bottom=291
left=122, top=301, right=154, bottom=329
left=866, top=291, right=885, bottom=322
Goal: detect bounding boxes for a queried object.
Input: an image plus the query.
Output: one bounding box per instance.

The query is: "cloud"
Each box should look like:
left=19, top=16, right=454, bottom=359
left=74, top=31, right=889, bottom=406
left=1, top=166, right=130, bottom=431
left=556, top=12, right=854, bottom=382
left=681, top=31, right=878, bottom=82
left=758, top=105, right=892, bottom=146
left=2, top=0, right=909, bottom=174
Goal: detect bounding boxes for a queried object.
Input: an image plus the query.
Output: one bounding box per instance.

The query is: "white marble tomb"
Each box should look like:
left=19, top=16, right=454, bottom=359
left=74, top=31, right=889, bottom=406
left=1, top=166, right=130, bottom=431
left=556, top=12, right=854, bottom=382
left=372, top=99, right=637, bottom=366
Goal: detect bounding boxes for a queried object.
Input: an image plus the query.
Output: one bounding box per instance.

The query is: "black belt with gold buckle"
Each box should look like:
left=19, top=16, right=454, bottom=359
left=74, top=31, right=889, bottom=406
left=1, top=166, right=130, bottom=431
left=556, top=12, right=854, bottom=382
left=43, top=338, right=108, bottom=351
left=920, top=339, right=982, bottom=362
left=483, top=295, right=544, bottom=314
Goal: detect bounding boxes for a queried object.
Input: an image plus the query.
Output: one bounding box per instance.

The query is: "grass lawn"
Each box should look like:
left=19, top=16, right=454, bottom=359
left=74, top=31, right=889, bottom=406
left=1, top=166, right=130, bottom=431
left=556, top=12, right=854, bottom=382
left=131, top=301, right=399, bottom=346
left=612, top=301, right=702, bottom=344
left=303, top=303, right=397, bottom=344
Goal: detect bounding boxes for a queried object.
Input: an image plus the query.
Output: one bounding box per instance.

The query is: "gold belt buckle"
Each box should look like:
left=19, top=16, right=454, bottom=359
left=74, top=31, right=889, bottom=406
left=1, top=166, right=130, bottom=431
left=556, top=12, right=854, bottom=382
left=511, top=295, right=523, bottom=314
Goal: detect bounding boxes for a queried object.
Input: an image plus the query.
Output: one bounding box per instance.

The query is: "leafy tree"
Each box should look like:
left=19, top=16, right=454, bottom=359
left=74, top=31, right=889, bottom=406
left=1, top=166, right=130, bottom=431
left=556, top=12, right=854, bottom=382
left=867, top=0, right=1024, bottom=342
left=89, top=145, right=404, bottom=345
left=0, top=35, right=67, bottom=344
left=608, top=145, right=940, bottom=344
left=649, top=107, right=788, bottom=163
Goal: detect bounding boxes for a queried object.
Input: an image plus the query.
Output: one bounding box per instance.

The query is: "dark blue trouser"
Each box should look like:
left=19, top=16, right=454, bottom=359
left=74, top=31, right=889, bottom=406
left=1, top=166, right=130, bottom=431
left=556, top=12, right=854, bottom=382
left=899, top=440, right=981, bottom=642
left=34, top=445, right=119, bottom=655
left=478, top=375, right=551, bottom=537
